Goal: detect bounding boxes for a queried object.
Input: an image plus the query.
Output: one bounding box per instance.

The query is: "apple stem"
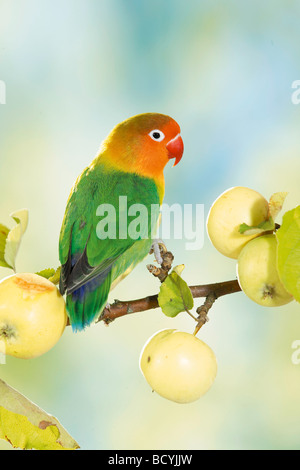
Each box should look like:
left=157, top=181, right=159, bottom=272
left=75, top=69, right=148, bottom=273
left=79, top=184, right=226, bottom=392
left=193, top=293, right=216, bottom=336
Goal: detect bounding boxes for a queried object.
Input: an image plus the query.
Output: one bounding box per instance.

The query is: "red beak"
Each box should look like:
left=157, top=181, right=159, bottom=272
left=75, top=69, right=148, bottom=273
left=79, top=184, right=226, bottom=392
left=166, top=134, right=184, bottom=166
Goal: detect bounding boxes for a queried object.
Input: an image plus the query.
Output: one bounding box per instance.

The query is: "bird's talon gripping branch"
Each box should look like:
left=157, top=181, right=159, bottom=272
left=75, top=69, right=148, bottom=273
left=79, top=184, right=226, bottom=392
left=149, top=239, right=167, bottom=265
left=147, top=264, right=160, bottom=276
left=160, top=251, right=174, bottom=272
left=147, top=264, right=166, bottom=282
left=147, top=246, right=174, bottom=283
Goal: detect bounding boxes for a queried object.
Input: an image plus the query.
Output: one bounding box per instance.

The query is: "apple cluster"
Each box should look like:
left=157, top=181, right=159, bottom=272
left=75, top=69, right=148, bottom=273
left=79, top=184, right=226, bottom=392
left=206, top=186, right=293, bottom=307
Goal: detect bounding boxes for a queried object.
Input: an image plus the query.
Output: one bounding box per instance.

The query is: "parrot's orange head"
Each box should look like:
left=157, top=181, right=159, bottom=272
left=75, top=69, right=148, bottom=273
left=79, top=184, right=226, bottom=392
left=99, top=113, right=184, bottom=188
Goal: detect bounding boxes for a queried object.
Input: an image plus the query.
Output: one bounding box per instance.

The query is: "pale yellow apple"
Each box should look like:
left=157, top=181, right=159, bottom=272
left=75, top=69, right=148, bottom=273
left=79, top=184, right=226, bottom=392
left=0, top=273, right=67, bottom=359
left=237, top=234, right=293, bottom=307
left=206, top=186, right=269, bottom=259
left=139, top=329, right=217, bottom=403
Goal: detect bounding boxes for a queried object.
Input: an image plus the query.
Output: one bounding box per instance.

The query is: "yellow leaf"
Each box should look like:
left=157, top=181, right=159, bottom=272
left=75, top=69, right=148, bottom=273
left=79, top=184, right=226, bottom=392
left=0, top=407, right=65, bottom=450
left=0, top=224, right=10, bottom=268
left=173, top=264, right=185, bottom=276
left=4, top=209, right=29, bottom=271
left=268, top=192, right=288, bottom=221
left=0, top=379, right=79, bottom=450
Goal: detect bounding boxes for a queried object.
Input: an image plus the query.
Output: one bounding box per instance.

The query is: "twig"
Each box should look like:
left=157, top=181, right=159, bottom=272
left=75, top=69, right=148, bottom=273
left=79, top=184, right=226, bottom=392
left=99, top=279, right=241, bottom=325
left=54, top=241, right=241, bottom=327
left=193, top=292, right=217, bottom=336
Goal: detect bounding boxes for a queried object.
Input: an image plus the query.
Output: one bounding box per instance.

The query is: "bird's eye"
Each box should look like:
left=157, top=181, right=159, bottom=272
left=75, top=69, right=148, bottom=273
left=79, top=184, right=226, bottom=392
left=149, top=129, right=165, bottom=142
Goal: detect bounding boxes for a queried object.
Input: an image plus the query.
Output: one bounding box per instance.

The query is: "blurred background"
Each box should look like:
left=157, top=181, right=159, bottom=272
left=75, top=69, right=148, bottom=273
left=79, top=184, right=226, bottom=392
left=1, top=0, right=300, bottom=450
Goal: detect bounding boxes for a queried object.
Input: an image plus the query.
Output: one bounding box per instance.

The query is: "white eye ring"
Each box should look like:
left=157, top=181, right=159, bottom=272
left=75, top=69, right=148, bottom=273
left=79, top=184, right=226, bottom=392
left=149, top=129, right=165, bottom=142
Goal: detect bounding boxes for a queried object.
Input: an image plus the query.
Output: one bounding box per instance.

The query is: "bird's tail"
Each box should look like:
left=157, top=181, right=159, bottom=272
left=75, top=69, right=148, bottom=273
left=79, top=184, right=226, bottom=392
left=66, top=270, right=112, bottom=332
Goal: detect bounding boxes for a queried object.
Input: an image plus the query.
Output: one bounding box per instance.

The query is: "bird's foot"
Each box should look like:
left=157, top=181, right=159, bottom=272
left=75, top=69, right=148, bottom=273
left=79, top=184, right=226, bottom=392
left=148, top=239, right=174, bottom=282
left=149, top=239, right=167, bottom=265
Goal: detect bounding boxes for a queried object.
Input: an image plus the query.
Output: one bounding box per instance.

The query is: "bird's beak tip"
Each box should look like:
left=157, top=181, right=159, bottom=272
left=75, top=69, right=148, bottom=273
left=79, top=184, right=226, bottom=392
left=166, top=134, right=184, bottom=166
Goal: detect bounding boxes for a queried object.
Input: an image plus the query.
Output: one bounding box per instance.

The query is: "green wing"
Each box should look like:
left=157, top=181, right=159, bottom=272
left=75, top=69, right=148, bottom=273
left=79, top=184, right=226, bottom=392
left=59, top=162, right=160, bottom=330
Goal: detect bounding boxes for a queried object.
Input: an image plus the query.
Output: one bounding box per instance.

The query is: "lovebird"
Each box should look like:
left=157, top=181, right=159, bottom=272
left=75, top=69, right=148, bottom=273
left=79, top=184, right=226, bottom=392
left=59, top=113, right=184, bottom=331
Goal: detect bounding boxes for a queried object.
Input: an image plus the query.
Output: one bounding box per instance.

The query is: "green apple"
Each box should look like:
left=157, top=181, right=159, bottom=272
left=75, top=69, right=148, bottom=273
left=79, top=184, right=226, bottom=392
left=237, top=234, right=293, bottom=307
left=139, top=329, right=217, bottom=404
left=0, top=273, right=67, bottom=359
left=206, top=186, right=269, bottom=259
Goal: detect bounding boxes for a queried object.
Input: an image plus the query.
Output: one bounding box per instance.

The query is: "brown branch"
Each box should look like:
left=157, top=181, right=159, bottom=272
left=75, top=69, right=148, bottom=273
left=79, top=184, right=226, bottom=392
left=99, top=279, right=241, bottom=325
left=189, top=279, right=242, bottom=299
left=59, top=242, right=241, bottom=327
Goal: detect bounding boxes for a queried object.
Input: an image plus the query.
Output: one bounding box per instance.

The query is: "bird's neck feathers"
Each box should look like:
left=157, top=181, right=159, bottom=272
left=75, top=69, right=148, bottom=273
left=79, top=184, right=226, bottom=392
left=93, top=136, right=166, bottom=203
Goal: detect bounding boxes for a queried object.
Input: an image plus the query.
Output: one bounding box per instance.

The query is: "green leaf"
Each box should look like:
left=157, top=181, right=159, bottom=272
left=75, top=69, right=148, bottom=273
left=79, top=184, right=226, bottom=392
left=0, top=378, right=79, bottom=450
left=3, top=209, right=29, bottom=271
left=158, top=266, right=194, bottom=317
left=36, top=266, right=61, bottom=285
left=239, top=217, right=275, bottom=236
left=276, top=206, right=300, bottom=302
left=48, top=266, right=61, bottom=285
left=36, top=268, right=56, bottom=279
left=0, top=224, right=10, bottom=268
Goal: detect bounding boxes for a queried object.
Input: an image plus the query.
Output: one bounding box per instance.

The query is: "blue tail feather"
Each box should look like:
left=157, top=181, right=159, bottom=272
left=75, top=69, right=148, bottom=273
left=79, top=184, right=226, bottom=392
left=67, top=268, right=112, bottom=332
